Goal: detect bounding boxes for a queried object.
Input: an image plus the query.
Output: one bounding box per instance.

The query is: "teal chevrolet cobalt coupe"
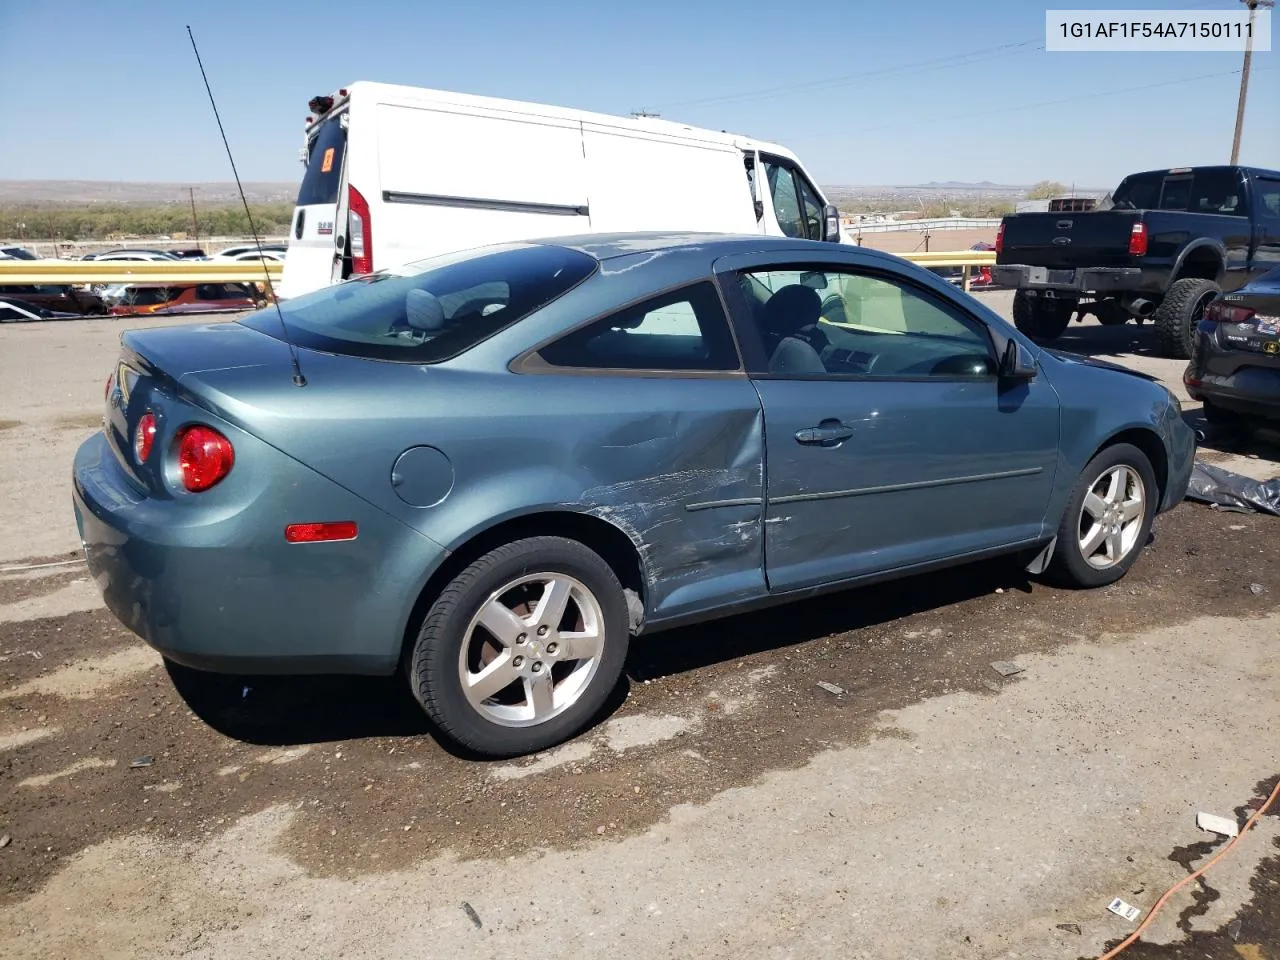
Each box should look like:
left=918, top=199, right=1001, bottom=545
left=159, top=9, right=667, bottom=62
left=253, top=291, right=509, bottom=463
left=74, top=233, right=1195, bottom=756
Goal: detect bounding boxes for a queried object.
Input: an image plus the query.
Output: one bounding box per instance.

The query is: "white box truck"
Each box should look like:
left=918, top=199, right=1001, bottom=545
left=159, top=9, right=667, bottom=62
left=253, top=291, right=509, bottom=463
left=279, top=82, right=846, bottom=299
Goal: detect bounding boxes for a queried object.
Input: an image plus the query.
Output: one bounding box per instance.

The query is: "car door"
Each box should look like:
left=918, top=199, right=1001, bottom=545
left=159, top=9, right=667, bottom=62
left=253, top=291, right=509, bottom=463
left=716, top=251, right=1061, bottom=593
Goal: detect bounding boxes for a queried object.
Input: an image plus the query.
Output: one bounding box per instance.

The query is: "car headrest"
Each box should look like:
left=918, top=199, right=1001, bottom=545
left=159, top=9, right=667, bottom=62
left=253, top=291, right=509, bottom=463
left=405, top=289, right=445, bottom=332
left=763, top=284, right=822, bottom=339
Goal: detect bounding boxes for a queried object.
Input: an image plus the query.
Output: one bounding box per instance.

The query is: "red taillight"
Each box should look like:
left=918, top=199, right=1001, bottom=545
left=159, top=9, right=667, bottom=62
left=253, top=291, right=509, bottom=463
left=1128, top=222, right=1149, bottom=257
left=177, top=425, right=234, bottom=492
left=285, top=521, right=359, bottom=543
left=1203, top=300, right=1256, bottom=326
left=133, top=412, right=157, bottom=463
left=995, top=221, right=1005, bottom=256
left=348, top=184, right=372, bottom=275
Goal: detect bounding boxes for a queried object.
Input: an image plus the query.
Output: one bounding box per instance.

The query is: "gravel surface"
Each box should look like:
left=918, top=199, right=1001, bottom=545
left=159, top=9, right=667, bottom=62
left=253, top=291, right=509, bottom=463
left=1, top=297, right=1278, bottom=959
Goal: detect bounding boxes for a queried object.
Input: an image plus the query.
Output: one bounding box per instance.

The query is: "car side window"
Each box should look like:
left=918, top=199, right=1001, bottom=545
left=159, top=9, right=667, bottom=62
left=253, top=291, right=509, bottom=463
left=740, top=268, right=996, bottom=379
left=1257, top=178, right=1280, bottom=221
left=764, top=161, right=806, bottom=239
left=536, top=281, right=739, bottom=372
left=1191, top=169, right=1245, bottom=215
left=0, top=306, right=22, bottom=321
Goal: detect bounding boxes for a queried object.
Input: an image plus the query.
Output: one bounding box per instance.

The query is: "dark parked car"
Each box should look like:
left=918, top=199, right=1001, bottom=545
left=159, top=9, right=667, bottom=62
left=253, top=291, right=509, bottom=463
left=0, top=283, right=105, bottom=315
left=1185, top=264, right=1280, bottom=426
left=0, top=297, right=81, bottom=322
left=73, top=233, right=1195, bottom=757
left=995, top=165, right=1280, bottom=358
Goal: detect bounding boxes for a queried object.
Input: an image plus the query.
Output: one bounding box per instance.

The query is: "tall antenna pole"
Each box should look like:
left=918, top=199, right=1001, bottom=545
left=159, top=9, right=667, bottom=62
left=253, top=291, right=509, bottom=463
left=187, top=187, right=200, bottom=247
left=1230, top=0, right=1273, bottom=164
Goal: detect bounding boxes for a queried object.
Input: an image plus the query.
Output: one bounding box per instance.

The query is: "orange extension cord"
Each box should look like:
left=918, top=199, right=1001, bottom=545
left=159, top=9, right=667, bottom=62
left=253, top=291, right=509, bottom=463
left=1096, top=776, right=1280, bottom=959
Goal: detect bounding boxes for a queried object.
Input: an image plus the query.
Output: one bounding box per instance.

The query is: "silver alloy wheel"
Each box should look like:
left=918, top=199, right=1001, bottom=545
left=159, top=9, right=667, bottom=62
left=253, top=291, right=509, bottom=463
left=1077, top=464, right=1146, bottom=570
left=457, top=573, right=605, bottom=727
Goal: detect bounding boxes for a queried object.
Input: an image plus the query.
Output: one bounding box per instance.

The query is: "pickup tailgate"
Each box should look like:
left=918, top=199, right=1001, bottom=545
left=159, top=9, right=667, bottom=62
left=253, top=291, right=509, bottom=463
left=999, top=210, right=1143, bottom=269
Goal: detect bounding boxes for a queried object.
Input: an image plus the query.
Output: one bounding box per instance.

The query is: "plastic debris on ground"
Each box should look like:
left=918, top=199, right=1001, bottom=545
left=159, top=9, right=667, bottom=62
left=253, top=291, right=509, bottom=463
left=816, top=681, right=845, bottom=696
left=1197, top=811, right=1240, bottom=838
left=1185, top=459, right=1280, bottom=516
left=130, top=755, right=154, bottom=768
left=1107, top=897, right=1142, bottom=922
left=990, top=661, right=1025, bottom=677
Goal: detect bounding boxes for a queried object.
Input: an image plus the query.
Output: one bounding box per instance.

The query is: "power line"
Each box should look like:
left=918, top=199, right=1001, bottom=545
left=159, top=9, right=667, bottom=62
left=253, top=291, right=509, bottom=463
left=785, top=65, right=1274, bottom=141
left=651, top=38, right=1042, bottom=110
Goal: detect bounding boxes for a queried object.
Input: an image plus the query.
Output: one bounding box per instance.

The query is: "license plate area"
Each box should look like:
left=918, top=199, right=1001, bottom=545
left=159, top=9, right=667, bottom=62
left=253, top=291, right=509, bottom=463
left=1027, top=267, right=1076, bottom=286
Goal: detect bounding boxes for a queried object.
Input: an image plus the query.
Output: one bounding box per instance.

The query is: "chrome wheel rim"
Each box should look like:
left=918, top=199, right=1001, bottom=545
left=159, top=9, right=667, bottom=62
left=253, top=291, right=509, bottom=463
left=1077, top=465, right=1146, bottom=570
left=457, top=573, right=604, bottom=727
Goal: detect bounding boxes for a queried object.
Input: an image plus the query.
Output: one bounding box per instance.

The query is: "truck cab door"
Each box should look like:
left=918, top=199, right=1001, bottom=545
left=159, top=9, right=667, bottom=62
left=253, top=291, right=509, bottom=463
left=743, top=150, right=773, bottom=235
left=757, top=152, right=839, bottom=242
left=1253, top=175, right=1280, bottom=274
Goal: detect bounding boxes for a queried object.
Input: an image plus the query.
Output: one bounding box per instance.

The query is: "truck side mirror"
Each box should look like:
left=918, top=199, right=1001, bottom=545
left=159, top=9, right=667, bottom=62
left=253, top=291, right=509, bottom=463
left=823, top=204, right=841, bottom=242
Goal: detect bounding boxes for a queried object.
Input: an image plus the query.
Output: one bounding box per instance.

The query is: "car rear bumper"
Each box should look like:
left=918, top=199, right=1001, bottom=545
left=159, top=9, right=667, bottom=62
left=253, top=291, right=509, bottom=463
left=993, top=265, right=1142, bottom=295
left=72, top=430, right=447, bottom=676
left=1184, top=330, right=1280, bottom=420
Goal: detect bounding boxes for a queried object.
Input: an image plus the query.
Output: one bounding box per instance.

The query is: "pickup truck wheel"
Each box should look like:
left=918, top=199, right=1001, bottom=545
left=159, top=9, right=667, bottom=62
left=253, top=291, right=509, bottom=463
left=1153, top=277, right=1218, bottom=360
left=1012, top=291, right=1073, bottom=343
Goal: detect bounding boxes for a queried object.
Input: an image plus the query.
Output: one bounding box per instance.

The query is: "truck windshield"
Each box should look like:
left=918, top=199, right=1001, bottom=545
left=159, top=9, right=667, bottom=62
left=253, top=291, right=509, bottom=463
left=296, top=114, right=347, bottom=207
left=239, top=243, right=598, bottom=363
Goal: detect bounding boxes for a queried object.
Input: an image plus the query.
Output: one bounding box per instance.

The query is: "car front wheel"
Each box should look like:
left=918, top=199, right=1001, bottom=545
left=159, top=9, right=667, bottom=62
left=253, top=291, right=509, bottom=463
left=408, top=536, right=630, bottom=757
left=1047, top=443, right=1158, bottom=588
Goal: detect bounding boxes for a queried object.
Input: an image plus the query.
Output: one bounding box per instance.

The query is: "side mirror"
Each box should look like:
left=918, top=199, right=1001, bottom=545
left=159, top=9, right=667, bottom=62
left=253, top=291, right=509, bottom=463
left=823, top=204, right=841, bottom=242
left=1000, top=339, right=1037, bottom=381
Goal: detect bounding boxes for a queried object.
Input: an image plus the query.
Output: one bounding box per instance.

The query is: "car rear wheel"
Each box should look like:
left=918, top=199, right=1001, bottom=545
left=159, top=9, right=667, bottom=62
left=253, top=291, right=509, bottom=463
left=1047, top=443, right=1157, bottom=588
left=408, top=536, right=629, bottom=757
left=1012, top=291, right=1074, bottom=343
left=1153, top=277, right=1218, bottom=360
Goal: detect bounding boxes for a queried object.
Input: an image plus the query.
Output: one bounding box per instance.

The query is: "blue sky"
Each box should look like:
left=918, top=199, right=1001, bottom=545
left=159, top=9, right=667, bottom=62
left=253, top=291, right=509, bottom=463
left=1, top=0, right=1275, bottom=189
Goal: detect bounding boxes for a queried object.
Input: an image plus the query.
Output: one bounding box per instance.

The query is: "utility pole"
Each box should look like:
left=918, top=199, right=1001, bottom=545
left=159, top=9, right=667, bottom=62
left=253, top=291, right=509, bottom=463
left=187, top=187, right=200, bottom=247
left=1231, top=0, right=1273, bottom=165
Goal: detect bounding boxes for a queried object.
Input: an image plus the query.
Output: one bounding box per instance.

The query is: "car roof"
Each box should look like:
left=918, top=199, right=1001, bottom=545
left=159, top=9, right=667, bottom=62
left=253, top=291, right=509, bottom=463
left=533, top=232, right=892, bottom=264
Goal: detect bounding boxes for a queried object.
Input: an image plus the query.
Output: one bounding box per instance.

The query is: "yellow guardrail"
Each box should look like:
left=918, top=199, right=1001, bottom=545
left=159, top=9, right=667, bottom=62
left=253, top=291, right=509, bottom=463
left=0, top=249, right=998, bottom=293
left=900, top=250, right=996, bottom=292
left=0, top=259, right=283, bottom=285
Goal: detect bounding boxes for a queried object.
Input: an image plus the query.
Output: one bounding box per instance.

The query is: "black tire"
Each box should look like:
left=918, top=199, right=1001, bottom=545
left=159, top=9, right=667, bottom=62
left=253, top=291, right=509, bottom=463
left=1202, top=399, right=1240, bottom=426
left=1046, top=443, right=1158, bottom=588
left=1012, top=290, right=1074, bottom=343
left=1152, top=277, right=1218, bottom=360
left=1093, top=300, right=1128, bottom=326
left=408, top=536, right=629, bottom=757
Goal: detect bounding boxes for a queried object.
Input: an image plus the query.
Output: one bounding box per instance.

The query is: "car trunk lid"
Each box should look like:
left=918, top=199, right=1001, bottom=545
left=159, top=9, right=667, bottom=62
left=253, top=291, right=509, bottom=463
left=103, top=322, right=297, bottom=495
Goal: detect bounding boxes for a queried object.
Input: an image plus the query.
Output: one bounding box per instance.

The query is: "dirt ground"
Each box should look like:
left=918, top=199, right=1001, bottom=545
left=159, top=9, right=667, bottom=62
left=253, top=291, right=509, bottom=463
left=2, top=301, right=1279, bottom=959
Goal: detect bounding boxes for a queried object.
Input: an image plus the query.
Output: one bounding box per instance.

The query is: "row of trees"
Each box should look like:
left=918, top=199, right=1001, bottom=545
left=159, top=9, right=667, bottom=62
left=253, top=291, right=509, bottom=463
left=0, top=203, right=295, bottom=242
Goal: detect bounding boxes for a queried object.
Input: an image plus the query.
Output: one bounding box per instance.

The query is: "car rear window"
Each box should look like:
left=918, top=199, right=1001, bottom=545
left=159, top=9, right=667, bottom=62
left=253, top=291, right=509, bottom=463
left=241, top=243, right=598, bottom=363
left=296, top=113, right=347, bottom=207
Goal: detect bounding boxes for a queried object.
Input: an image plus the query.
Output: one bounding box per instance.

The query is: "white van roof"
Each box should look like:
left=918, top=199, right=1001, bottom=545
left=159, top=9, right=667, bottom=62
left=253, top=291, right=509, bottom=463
left=305, top=81, right=804, bottom=166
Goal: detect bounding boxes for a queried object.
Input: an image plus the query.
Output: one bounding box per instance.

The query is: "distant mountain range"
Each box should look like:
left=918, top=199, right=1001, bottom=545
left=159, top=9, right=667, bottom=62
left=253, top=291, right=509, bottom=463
left=0, top=180, right=298, bottom=205
left=0, top=178, right=1106, bottom=208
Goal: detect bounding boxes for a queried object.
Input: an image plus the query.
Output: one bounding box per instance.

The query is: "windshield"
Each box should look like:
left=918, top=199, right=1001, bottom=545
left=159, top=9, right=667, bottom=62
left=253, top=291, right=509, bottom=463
left=240, top=243, right=598, bottom=362
left=296, top=113, right=347, bottom=207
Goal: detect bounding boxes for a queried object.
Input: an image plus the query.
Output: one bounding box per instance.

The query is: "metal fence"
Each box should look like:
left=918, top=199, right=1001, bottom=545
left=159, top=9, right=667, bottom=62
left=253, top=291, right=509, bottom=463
left=0, top=247, right=999, bottom=295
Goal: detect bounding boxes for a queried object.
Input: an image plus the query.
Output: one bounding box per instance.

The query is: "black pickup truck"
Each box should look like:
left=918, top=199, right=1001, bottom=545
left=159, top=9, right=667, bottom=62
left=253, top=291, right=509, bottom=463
left=994, top=165, right=1280, bottom=358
